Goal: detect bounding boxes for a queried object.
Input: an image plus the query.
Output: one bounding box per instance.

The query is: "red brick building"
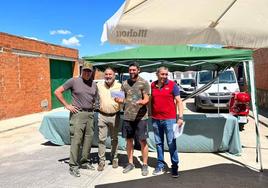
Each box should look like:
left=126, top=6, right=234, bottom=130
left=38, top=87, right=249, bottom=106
left=253, top=48, right=268, bottom=109
left=0, top=32, right=79, bottom=120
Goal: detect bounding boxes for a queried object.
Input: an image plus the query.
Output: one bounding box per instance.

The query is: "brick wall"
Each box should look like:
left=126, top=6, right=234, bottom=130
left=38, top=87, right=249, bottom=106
left=0, top=32, right=78, bottom=59
left=0, top=32, right=79, bottom=120
left=0, top=54, right=50, bottom=118
left=253, top=48, right=268, bottom=90
left=253, top=48, right=268, bottom=108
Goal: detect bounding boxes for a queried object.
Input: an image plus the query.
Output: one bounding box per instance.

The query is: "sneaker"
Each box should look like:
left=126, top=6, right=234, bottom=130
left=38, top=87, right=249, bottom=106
left=69, top=167, right=80, bottom=177
left=112, top=159, right=118, bottom=168
left=123, top=163, right=135, bottom=173
left=141, top=164, right=149, bottom=176
left=81, top=162, right=95, bottom=170
left=152, top=167, right=165, bottom=175
left=171, top=168, right=179, bottom=178
left=97, top=162, right=105, bottom=171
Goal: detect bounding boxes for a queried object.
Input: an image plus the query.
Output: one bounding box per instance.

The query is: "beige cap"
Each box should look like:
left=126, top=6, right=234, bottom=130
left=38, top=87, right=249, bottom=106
left=82, top=62, right=93, bottom=70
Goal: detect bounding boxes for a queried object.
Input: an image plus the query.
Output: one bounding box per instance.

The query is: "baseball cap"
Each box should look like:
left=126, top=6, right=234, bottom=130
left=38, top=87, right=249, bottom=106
left=82, top=62, right=93, bottom=71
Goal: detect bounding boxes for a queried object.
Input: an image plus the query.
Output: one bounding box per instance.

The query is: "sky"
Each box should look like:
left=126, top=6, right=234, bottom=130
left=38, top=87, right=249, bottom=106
left=0, top=0, right=130, bottom=58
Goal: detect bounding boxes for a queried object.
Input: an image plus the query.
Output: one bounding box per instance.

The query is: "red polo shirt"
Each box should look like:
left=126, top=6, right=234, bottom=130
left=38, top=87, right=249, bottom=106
left=151, top=80, right=180, bottom=120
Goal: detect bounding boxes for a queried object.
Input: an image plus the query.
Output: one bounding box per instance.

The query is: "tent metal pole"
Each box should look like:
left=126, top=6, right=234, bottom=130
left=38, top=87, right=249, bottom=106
left=217, top=76, right=220, bottom=116
left=247, top=60, right=263, bottom=172
left=209, top=0, right=237, bottom=28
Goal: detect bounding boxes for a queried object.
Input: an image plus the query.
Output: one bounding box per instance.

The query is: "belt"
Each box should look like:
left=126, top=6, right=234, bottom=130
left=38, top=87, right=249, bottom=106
left=99, top=111, right=119, bottom=116
left=78, top=108, right=93, bottom=112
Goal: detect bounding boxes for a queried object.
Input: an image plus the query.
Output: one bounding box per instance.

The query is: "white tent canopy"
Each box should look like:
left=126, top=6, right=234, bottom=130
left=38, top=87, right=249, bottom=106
left=102, top=0, right=268, bottom=48
left=101, top=0, right=265, bottom=171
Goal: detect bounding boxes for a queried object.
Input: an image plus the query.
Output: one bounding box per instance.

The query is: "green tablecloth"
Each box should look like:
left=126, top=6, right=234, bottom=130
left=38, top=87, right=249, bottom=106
left=39, top=111, right=241, bottom=155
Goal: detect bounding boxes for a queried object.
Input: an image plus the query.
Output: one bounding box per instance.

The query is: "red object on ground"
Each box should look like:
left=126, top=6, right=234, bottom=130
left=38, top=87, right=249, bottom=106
left=229, top=92, right=251, bottom=116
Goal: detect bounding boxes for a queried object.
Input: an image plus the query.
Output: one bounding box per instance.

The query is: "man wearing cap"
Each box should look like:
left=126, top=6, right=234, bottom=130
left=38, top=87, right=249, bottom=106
left=54, top=62, right=98, bottom=177
left=96, top=67, right=121, bottom=171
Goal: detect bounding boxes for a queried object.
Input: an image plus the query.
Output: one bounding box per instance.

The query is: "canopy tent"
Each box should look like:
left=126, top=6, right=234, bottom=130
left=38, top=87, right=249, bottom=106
left=101, top=0, right=268, bottom=48
left=83, top=45, right=263, bottom=172
left=83, top=45, right=252, bottom=72
left=99, top=0, right=265, bottom=172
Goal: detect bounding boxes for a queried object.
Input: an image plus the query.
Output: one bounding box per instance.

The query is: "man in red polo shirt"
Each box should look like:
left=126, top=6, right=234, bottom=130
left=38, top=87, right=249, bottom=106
left=151, top=66, right=184, bottom=178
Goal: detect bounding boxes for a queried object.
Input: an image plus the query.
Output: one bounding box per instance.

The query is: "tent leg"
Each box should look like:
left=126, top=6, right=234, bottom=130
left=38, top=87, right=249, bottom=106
left=246, top=60, right=263, bottom=172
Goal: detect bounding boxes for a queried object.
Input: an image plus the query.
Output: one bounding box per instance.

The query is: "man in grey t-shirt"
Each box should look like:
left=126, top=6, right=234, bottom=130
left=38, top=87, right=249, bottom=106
left=54, top=62, right=98, bottom=177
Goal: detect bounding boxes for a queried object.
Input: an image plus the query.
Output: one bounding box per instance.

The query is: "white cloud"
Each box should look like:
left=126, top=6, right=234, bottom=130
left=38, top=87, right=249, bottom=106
left=50, top=29, right=71, bottom=35
left=62, top=36, right=80, bottom=46
left=23, top=36, right=45, bottom=42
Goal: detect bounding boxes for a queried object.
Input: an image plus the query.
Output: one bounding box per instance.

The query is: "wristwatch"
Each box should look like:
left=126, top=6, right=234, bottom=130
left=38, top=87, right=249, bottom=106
left=178, top=116, right=183, bottom=120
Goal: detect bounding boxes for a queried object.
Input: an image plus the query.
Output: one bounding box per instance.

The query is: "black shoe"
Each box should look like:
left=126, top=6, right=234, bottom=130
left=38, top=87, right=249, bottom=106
left=69, top=168, right=80, bottom=177
left=123, top=163, right=135, bottom=173
left=171, top=168, right=179, bottom=178
left=81, top=162, right=95, bottom=170
left=141, top=164, right=149, bottom=176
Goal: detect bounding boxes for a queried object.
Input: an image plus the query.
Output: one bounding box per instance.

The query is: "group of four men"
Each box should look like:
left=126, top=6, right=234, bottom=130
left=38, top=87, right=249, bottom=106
left=54, top=62, right=184, bottom=178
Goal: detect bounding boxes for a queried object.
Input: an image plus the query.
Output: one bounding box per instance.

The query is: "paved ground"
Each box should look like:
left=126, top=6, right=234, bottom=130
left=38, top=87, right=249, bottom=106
left=0, top=100, right=268, bottom=188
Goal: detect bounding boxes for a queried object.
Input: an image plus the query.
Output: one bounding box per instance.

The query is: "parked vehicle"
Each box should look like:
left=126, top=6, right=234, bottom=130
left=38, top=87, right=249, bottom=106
left=115, top=73, right=130, bottom=83
left=194, top=68, right=240, bottom=111
left=178, top=78, right=195, bottom=97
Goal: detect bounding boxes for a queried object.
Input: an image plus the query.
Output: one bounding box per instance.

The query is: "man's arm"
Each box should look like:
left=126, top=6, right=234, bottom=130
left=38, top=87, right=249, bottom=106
left=136, top=93, right=149, bottom=105
left=54, top=86, right=78, bottom=113
left=175, top=95, right=184, bottom=126
left=94, top=86, right=100, bottom=111
left=136, top=81, right=150, bottom=105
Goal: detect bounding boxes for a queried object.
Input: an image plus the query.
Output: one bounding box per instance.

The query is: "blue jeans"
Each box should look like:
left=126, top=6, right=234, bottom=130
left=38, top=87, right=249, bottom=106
left=152, top=119, right=179, bottom=170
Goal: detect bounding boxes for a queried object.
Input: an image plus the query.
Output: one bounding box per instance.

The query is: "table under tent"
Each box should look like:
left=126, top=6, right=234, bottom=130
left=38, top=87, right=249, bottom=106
left=83, top=45, right=263, bottom=171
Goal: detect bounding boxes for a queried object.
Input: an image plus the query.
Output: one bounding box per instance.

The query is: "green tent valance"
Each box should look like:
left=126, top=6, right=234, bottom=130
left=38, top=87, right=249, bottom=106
left=83, top=45, right=252, bottom=72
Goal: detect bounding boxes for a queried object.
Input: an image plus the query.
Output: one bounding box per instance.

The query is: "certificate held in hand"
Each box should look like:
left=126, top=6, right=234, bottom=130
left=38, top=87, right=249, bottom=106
left=173, top=122, right=185, bottom=138
left=111, top=91, right=125, bottom=99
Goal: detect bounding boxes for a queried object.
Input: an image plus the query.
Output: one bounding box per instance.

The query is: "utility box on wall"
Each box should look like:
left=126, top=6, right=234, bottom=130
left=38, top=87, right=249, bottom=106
left=0, top=32, right=79, bottom=120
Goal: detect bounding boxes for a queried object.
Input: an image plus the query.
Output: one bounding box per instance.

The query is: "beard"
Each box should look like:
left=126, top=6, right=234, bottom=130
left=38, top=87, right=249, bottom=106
left=130, top=73, right=138, bottom=79
left=105, top=78, right=114, bottom=85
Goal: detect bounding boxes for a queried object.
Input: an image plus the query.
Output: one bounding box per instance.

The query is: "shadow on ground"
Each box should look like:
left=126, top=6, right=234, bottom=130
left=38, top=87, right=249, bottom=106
left=259, top=108, right=268, bottom=118
left=96, top=164, right=268, bottom=188
left=57, top=152, right=158, bottom=169
left=41, top=141, right=61, bottom=146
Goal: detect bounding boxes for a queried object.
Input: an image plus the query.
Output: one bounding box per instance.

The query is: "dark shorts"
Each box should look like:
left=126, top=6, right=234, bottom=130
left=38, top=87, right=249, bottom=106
left=122, top=120, right=148, bottom=141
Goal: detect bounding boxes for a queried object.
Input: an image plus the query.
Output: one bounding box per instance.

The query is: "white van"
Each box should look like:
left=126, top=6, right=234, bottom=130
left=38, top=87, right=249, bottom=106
left=194, top=68, right=240, bottom=111
left=139, top=72, right=157, bottom=83
left=179, top=78, right=195, bottom=97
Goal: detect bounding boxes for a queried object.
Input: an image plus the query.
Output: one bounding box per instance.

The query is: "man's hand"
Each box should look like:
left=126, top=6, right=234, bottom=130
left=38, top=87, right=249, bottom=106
left=65, top=104, right=79, bottom=113
left=114, top=97, right=124, bottom=103
left=177, top=119, right=184, bottom=127
left=136, top=99, right=144, bottom=105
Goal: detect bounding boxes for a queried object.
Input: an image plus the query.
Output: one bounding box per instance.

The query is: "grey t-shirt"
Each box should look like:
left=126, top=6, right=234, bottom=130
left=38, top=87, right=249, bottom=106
left=63, top=77, right=98, bottom=110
